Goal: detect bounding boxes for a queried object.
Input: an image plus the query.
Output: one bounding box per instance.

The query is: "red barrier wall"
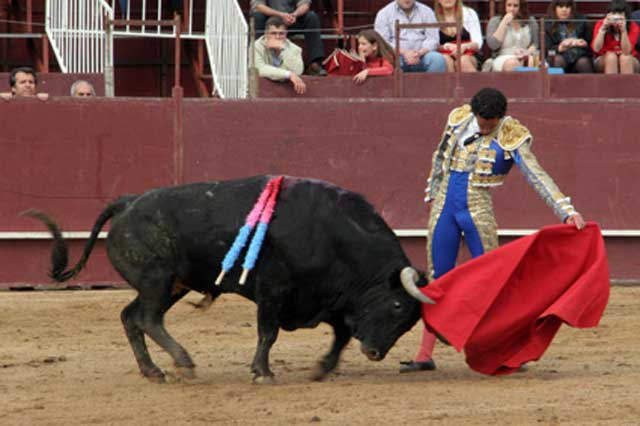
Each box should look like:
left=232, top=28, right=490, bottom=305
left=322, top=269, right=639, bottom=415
left=0, top=97, right=175, bottom=231
left=1, top=95, right=639, bottom=287
left=183, top=98, right=640, bottom=230
left=259, top=73, right=640, bottom=99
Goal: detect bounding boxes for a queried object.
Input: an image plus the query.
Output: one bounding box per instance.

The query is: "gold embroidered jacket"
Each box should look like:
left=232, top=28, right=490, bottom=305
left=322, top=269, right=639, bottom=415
left=425, top=105, right=577, bottom=221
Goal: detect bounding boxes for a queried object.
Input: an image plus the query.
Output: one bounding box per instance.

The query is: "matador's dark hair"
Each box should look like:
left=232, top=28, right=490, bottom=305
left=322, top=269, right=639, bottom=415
left=470, top=87, right=508, bottom=119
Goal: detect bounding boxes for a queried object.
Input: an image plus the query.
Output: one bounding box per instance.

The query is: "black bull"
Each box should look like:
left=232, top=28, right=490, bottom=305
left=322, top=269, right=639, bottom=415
left=27, top=175, right=434, bottom=383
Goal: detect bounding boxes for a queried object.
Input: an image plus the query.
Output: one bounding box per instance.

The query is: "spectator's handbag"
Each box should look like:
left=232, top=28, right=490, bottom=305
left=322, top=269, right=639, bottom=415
left=560, top=47, right=590, bottom=67
left=323, top=48, right=366, bottom=76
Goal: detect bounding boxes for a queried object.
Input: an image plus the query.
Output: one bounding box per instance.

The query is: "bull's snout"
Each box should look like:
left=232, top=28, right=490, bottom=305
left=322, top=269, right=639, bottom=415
left=360, top=343, right=383, bottom=361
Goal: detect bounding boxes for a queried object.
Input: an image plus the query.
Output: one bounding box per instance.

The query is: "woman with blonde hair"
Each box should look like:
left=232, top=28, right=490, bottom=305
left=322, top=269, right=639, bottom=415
left=434, top=0, right=483, bottom=72
left=352, top=29, right=396, bottom=84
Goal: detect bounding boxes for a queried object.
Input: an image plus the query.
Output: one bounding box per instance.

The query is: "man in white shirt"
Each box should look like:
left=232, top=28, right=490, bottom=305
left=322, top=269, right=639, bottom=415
left=374, top=0, right=446, bottom=73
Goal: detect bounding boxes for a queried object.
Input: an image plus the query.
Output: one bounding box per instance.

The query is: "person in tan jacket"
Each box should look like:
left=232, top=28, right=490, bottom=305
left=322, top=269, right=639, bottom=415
left=254, top=16, right=307, bottom=94
left=252, top=0, right=327, bottom=76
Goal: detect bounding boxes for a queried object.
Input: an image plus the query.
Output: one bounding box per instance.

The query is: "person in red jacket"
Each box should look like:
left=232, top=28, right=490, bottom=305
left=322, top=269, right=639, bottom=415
left=352, top=30, right=395, bottom=84
left=591, top=0, right=639, bottom=73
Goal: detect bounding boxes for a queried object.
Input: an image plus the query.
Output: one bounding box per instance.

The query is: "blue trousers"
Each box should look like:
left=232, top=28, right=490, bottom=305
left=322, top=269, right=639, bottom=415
left=429, top=171, right=493, bottom=279
left=417, top=171, right=498, bottom=362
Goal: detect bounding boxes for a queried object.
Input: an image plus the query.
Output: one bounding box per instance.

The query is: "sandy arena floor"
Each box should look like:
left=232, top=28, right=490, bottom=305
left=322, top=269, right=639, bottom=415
left=0, top=287, right=638, bottom=425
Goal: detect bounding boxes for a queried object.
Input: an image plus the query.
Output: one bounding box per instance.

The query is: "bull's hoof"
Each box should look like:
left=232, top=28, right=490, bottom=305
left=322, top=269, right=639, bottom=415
left=144, top=372, right=166, bottom=384
left=310, top=362, right=331, bottom=382
left=165, top=367, right=198, bottom=384
left=147, top=375, right=166, bottom=384
left=188, top=295, right=214, bottom=311
left=163, top=367, right=197, bottom=383
left=176, top=366, right=197, bottom=380
left=252, top=375, right=276, bottom=385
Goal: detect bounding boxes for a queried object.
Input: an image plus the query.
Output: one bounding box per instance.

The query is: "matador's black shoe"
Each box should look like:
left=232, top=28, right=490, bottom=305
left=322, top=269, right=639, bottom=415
left=399, top=359, right=437, bottom=373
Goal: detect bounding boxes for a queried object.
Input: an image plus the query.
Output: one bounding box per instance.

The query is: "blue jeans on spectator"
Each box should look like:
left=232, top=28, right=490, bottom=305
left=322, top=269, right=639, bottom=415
left=400, top=51, right=446, bottom=73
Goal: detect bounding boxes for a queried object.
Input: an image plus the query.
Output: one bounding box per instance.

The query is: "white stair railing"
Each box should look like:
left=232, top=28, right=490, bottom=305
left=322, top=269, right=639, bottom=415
left=46, top=0, right=249, bottom=99
left=45, top=0, right=114, bottom=73
left=110, top=0, right=203, bottom=38
left=205, top=0, right=248, bottom=99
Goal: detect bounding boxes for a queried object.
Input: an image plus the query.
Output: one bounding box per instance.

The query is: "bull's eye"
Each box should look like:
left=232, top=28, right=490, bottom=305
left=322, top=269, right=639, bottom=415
left=393, top=301, right=402, bottom=311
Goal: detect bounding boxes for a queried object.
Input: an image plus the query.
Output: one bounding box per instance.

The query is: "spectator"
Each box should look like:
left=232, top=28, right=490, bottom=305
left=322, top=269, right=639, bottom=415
left=251, top=0, right=327, bottom=76
left=374, top=0, right=446, bottom=73
left=0, top=67, right=48, bottom=100
left=485, top=0, right=539, bottom=71
left=591, top=0, right=639, bottom=74
left=71, top=80, right=96, bottom=97
left=545, top=0, right=593, bottom=73
left=254, top=16, right=307, bottom=95
left=352, top=29, right=395, bottom=84
left=434, top=0, right=483, bottom=72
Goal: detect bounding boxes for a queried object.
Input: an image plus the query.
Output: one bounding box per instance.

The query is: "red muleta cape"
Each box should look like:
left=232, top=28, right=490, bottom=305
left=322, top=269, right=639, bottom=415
left=421, top=222, right=610, bottom=375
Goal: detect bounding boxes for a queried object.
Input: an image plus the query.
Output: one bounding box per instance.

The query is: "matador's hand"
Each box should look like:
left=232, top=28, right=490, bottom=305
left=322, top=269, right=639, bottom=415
left=566, top=213, right=585, bottom=230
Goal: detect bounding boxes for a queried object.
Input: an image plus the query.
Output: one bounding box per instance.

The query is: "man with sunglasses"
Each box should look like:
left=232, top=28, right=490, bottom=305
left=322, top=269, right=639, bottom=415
left=252, top=0, right=327, bottom=76
left=254, top=16, right=307, bottom=94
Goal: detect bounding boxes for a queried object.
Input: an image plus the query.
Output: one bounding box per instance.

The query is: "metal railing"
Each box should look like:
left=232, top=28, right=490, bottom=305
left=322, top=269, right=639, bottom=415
left=391, top=17, right=624, bottom=98
left=110, top=0, right=202, bottom=38
left=45, top=0, right=248, bottom=98
left=45, top=0, right=113, bottom=73
left=206, top=0, right=248, bottom=98
left=394, top=19, right=467, bottom=98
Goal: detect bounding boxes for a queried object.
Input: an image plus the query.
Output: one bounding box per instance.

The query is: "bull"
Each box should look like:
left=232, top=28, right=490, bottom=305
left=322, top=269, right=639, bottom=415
left=27, top=175, right=433, bottom=383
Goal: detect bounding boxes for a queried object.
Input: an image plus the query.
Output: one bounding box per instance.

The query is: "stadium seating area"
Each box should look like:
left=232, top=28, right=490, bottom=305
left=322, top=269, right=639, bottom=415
left=2, top=0, right=640, bottom=97
left=236, top=0, right=640, bottom=38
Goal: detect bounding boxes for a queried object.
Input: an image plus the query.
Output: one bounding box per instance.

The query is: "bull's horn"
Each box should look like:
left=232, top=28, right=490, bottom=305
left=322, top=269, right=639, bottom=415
left=400, top=267, right=435, bottom=305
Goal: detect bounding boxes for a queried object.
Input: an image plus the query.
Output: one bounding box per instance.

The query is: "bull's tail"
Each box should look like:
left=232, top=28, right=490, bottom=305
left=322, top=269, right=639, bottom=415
left=23, top=195, right=138, bottom=282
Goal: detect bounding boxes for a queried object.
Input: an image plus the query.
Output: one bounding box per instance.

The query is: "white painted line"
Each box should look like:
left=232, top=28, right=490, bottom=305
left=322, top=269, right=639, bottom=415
left=393, top=229, right=640, bottom=238
left=0, top=232, right=109, bottom=239
left=2, top=229, right=640, bottom=240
